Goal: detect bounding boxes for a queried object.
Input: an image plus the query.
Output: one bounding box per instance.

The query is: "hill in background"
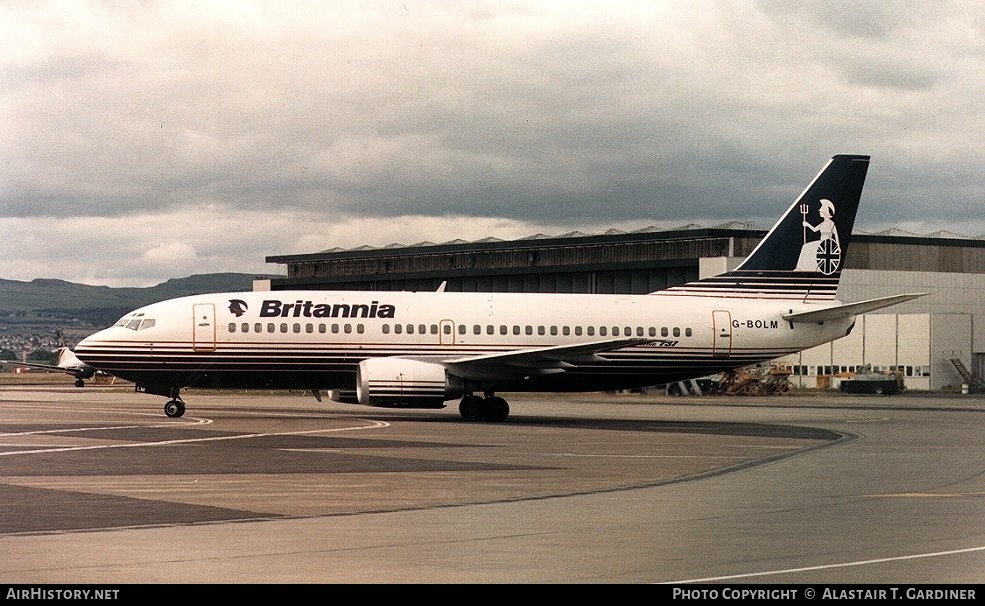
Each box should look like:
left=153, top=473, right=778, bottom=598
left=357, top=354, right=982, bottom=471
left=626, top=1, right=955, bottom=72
left=0, top=273, right=280, bottom=342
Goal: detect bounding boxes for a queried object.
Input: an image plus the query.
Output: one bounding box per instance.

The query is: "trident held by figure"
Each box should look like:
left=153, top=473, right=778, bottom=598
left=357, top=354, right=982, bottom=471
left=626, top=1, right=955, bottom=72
left=800, top=203, right=809, bottom=243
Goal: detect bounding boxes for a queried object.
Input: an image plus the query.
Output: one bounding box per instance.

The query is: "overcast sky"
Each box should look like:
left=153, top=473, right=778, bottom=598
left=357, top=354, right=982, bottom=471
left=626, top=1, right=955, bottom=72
left=2, top=1, right=983, bottom=287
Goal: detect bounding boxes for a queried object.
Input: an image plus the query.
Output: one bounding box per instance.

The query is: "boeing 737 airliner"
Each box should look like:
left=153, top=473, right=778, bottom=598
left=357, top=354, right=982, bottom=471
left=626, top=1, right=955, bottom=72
left=75, top=155, right=924, bottom=421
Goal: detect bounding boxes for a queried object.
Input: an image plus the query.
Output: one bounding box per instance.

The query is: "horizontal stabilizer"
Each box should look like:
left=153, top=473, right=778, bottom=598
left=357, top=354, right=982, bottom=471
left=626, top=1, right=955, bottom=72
left=782, top=293, right=928, bottom=324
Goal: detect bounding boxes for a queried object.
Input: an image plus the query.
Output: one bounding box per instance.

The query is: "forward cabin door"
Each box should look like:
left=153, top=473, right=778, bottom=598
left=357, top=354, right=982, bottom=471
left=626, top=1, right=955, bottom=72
left=193, top=303, right=216, bottom=352
left=712, top=310, right=732, bottom=358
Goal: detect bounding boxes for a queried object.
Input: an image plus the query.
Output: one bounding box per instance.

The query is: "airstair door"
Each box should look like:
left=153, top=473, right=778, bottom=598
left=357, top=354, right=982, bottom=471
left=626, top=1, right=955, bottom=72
left=193, top=303, right=216, bottom=352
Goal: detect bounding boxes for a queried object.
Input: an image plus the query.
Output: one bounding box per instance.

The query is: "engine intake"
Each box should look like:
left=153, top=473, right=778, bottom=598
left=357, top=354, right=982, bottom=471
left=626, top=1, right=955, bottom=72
left=327, top=389, right=359, bottom=404
left=357, top=358, right=463, bottom=408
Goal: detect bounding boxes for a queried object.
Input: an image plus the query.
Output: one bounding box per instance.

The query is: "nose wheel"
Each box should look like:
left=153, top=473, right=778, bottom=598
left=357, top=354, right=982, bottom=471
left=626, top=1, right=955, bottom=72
left=164, top=399, right=186, bottom=418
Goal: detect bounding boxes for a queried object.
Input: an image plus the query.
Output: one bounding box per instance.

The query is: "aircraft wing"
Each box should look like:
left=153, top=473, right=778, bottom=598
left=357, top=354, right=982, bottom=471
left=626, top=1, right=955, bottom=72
left=782, top=293, right=928, bottom=324
left=441, top=337, right=653, bottom=378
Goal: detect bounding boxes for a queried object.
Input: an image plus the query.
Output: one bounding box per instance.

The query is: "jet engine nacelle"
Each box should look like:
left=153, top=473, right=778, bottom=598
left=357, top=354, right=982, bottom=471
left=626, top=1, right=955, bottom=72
left=357, top=357, right=463, bottom=408
left=327, top=389, right=359, bottom=404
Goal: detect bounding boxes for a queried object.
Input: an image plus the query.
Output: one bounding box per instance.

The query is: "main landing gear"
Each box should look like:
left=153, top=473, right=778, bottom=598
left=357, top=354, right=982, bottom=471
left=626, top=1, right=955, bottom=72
left=458, top=393, right=510, bottom=422
left=164, top=398, right=186, bottom=418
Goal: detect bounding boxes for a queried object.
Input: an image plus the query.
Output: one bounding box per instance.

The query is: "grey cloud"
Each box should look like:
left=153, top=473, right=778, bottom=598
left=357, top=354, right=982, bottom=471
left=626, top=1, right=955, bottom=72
left=0, top=1, right=982, bottom=285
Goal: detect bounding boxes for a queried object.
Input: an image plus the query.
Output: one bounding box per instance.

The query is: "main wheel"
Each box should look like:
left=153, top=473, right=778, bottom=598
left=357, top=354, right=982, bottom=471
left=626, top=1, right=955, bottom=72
left=483, top=396, right=510, bottom=422
left=459, top=395, right=484, bottom=421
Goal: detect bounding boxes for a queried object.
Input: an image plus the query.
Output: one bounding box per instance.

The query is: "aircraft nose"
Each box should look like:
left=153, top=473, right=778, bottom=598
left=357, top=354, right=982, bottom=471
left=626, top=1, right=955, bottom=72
left=74, top=329, right=109, bottom=363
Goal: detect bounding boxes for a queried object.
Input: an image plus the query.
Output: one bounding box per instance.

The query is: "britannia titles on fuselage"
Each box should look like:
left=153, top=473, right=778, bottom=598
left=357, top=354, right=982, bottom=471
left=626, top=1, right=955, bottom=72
left=258, top=299, right=396, bottom=319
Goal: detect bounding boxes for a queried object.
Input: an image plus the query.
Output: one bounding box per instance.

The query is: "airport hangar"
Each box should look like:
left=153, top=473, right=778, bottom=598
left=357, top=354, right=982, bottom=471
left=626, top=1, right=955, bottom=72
left=261, top=224, right=985, bottom=392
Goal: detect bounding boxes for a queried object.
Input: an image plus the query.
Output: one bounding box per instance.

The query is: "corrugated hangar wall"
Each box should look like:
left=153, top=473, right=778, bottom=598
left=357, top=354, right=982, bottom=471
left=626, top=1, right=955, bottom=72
left=266, top=229, right=763, bottom=294
left=283, top=266, right=700, bottom=295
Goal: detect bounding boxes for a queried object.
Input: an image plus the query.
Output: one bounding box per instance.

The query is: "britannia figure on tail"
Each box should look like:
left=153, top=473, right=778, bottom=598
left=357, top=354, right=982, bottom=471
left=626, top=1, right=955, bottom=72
left=795, top=198, right=841, bottom=274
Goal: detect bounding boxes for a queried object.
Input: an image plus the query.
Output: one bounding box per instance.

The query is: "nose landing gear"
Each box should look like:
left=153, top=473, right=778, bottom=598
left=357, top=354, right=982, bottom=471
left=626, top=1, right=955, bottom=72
left=164, top=398, right=186, bottom=418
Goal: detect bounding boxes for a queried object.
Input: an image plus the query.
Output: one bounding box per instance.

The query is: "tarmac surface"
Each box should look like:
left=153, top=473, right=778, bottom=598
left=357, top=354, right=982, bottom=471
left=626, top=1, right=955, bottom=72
left=2, top=385, right=985, bottom=584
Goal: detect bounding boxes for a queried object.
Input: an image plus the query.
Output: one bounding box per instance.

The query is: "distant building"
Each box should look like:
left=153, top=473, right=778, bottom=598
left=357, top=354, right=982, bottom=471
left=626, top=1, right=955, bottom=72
left=265, top=225, right=985, bottom=392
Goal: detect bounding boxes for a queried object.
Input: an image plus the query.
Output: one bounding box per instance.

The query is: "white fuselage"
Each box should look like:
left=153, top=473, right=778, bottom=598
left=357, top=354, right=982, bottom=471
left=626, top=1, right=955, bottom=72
left=75, top=289, right=853, bottom=395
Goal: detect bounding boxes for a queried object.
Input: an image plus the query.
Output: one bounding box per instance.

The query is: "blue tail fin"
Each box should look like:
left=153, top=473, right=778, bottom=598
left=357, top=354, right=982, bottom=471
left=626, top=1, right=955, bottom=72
left=660, top=154, right=870, bottom=301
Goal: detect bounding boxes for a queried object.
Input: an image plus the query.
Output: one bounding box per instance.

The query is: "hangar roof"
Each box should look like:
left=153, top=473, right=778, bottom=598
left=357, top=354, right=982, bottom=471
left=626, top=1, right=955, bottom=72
left=266, top=223, right=985, bottom=265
